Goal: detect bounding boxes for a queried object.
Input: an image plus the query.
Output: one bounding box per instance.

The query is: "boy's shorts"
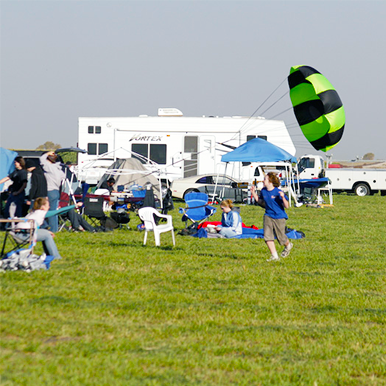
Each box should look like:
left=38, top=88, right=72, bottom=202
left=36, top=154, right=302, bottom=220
left=263, top=216, right=288, bottom=245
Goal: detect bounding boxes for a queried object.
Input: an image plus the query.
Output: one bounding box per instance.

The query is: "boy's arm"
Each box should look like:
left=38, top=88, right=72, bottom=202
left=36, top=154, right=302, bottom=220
left=251, top=185, right=265, bottom=208
left=279, top=191, right=289, bottom=209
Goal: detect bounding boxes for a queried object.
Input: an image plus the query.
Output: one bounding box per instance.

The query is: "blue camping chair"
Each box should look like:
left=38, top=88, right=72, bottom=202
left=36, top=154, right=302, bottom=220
left=179, top=192, right=217, bottom=227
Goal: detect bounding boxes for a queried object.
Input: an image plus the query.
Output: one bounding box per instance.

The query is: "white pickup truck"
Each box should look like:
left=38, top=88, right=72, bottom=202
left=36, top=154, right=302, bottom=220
left=297, top=155, right=386, bottom=196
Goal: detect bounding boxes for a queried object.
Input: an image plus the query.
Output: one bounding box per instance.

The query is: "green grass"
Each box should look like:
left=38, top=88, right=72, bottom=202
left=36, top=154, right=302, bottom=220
left=1, top=195, right=385, bottom=385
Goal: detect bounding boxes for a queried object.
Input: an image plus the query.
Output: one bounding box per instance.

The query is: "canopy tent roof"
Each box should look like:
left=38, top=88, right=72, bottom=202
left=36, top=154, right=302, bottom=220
left=96, top=158, right=161, bottom=198
left=0, top=147, right=17, bottom=192
left=221, top=138, right=296, bottom=163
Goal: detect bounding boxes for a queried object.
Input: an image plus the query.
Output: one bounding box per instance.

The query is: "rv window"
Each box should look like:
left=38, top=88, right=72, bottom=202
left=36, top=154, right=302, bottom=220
left=88, top=143, right=97, bottom=155
left=184, top=136, right=198, bottom=153
left=254, top=167, right=261, bottom=177
left=247, top=135, right=256, bottom=142
left=150, top=144, right=166, bottom=165
left=258, top=135, right=267, bottom=141
left=95, top=126, right=101, bottom=134
left=99, top=143, right=108, bottom=155
left=132, top=144, right=148, bottom=164
left=88, top=126, right=94, bottom=134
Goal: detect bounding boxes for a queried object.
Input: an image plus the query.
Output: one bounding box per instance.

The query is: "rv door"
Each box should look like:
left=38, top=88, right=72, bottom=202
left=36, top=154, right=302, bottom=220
left=198, top=136, right=215, bottom=175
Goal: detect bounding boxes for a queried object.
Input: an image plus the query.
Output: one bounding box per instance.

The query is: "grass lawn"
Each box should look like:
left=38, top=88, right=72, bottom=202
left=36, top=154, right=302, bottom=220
left=1, top=194, right=385, bottom=385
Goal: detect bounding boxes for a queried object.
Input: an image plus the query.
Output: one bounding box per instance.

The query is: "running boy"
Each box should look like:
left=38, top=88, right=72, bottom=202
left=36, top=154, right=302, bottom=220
left=251, top=172, right=293, bottom=261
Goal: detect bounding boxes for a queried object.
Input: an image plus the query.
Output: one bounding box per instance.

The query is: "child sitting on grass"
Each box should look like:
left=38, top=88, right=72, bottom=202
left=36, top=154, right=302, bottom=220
left=214, top=199, right=242, bottom=238
left=251, top=172, right=293, bottom=261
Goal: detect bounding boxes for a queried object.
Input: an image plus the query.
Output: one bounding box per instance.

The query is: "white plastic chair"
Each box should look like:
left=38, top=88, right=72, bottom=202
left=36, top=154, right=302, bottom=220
left=138, top=207, right=175, bottom=247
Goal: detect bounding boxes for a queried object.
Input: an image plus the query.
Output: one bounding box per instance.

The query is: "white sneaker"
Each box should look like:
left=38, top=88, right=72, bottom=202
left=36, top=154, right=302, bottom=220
left=281, top=242, right=293, bottom=258
left=267, top=255, right=280, bottom=262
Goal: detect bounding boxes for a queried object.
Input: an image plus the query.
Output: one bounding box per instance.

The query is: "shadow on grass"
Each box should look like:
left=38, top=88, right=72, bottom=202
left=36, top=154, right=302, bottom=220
left=30, top=296, right=75, bottom=305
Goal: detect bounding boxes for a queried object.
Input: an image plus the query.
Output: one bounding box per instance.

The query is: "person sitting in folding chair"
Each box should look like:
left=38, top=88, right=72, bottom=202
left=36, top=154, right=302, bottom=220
left=15, top=197, right=62, bottom=260
left=62, top=202, right=96, bottom=232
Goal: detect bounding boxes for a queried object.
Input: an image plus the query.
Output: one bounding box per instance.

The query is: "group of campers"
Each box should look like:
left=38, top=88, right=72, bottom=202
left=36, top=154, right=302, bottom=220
left=1, top=152, right=294, bottom=262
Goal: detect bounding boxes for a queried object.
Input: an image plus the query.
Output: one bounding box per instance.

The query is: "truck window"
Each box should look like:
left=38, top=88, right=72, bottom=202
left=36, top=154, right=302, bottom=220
left=254, top=167, right=261, bottom=177
left=298, top=157, right=315, bottom=172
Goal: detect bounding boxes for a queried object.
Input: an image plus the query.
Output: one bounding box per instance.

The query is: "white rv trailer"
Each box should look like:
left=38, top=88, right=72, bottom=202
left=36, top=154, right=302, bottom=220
left=77, top=108, right=296, bottom=184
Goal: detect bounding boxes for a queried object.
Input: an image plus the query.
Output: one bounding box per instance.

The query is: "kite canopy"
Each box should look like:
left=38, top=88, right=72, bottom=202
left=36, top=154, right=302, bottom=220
left=288, top=65, right=345, bottom=152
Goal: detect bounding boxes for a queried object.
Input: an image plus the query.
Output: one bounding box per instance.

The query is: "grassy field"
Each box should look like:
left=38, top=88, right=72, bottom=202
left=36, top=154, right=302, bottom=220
left=1, top=194, right=385, bottom=385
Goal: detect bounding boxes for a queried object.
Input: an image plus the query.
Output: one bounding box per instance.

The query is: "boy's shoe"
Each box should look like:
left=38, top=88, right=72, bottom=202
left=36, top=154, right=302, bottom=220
left=267, top=255, right=280, bottom=262
left=281, top=242, right=293, bottom=258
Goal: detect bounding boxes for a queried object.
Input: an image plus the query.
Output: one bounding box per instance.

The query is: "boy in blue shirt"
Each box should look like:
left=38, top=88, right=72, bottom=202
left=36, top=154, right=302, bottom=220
left=251, top=172, right=293, bottom=261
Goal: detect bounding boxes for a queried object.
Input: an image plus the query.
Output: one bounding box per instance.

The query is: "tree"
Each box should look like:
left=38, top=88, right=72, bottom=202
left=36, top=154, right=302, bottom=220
left=363, top=153, right=374, bottom=160
left=36, top=141, right=62, bottom=151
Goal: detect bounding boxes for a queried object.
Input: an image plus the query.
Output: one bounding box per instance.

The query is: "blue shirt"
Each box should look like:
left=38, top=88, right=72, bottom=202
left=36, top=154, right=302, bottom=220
left=259, top=187, right=288, bottom=219
left=220, top=210, right=243, bottom=235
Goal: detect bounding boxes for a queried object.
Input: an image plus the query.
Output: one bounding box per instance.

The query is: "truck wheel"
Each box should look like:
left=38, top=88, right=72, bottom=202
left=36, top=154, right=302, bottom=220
left=354, top=183, right=370, bottom=196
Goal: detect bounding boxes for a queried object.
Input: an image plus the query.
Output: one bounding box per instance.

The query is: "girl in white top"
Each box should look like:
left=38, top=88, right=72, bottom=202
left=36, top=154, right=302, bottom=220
left=16, top=197, right=62, bottom=260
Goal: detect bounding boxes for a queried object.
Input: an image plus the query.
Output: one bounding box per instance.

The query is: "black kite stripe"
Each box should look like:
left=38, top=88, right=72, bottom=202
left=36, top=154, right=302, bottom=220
left=318, top=90, right=343, bottom=115
left=293, top=90, right=342, bottom=126
left=294, top=100, right=324, bottom=126
left=288, top=66, right=320, bottom=89
left=310, top=125, right=345, bottom=151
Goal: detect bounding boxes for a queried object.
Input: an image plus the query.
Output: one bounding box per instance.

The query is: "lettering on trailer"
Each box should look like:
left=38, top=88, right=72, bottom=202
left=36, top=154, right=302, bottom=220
left=129, top=134, right=163, bottom=142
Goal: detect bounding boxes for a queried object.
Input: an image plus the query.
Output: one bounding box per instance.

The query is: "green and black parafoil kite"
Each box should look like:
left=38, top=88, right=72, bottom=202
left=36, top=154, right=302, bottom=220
left=288, top=65, right=345, bottom=152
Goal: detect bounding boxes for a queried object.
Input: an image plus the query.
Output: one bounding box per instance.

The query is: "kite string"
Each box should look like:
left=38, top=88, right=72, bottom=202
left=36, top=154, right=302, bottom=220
left=229, top=77, right=288, bottom=141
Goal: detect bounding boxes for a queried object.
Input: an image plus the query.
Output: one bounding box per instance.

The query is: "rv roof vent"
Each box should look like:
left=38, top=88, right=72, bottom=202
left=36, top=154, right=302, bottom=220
left=158, top=108, right=183, bottom=117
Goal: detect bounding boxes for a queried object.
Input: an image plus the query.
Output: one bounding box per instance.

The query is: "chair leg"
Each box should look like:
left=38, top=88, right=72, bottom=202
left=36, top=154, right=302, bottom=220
left=154, top=231, right=161, bottom=247
left=143, top=230, right=148, bottom=245
left=171, top=229, right=175, bottom=246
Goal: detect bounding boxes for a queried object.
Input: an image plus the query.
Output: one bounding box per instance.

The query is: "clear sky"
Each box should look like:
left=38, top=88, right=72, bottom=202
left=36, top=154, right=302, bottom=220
left=1, top=0, right=385, bottom=161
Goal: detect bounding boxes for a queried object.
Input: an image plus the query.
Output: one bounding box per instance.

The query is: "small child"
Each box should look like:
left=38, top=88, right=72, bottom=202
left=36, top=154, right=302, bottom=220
left=251, top=172, right=293, bottom=261
left=215, top=199, right=243, bottom=238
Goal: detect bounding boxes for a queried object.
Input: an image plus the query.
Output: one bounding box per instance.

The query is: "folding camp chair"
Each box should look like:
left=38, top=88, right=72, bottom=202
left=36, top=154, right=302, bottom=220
left=0, top=218, right=36, bottom=259
left=138, top=207, right=175, bottom=247
left=57, top=192, right=73, bottom=231
left=179, top=192, right=217, bottom=228
left=82, top=196, right=107, bottom=228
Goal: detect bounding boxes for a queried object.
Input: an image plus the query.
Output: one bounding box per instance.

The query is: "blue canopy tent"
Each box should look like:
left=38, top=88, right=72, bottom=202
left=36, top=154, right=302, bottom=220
left=0, top=147, right=17, bottom=192
left=220, top=138, right=297, bottom=206
left=221, top=138, right=296, bottom=163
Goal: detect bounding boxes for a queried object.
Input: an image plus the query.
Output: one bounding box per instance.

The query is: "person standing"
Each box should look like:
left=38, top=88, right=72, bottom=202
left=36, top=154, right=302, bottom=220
left=25, top=160, right=48, bottom=207
left=39, top=151, right=65, bottom=233
left=251, top=172, right=293, bottom=261
left=0, top=156, right=28, bottom=218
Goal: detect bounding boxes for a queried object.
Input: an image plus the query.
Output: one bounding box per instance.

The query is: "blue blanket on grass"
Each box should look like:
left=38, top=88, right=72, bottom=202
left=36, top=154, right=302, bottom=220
left=193, top=227, right=305, bottom=239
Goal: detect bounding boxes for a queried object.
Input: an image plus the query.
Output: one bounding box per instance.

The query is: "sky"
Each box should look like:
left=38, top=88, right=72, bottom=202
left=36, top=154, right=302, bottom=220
left=1, top=0, right=385, bottom=161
